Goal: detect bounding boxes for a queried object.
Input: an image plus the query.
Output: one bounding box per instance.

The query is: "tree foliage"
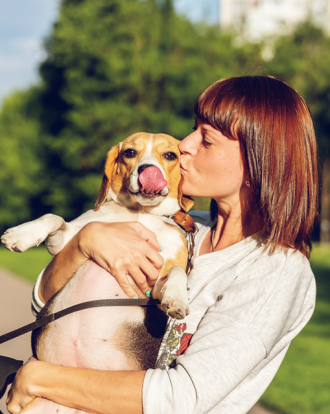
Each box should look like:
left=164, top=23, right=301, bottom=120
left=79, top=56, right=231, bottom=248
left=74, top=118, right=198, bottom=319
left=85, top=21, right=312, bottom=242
left=4, top=1, right=330, bottom=233
left=265, top=22, right=330, bottom=161
left=0, top=0, right=262, bottom=223
left=0, top=89, right=44, bottom=232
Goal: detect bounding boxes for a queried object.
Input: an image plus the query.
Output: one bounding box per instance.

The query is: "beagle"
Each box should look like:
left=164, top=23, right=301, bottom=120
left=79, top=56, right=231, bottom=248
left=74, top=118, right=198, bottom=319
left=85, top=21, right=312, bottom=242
left=1, top=132, right=194, bottom=414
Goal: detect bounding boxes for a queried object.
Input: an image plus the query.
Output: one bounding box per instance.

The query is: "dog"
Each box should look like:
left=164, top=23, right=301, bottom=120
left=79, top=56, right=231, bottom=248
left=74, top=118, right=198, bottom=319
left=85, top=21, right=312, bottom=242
left=1, top=132, right=195, bottom=414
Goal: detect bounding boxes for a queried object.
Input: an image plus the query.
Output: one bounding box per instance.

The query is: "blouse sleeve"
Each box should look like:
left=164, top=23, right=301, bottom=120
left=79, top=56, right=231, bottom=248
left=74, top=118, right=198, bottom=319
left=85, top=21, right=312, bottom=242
left=31, top=269, right=46, bottom=316
left=142, top=251, right=316, bottom=414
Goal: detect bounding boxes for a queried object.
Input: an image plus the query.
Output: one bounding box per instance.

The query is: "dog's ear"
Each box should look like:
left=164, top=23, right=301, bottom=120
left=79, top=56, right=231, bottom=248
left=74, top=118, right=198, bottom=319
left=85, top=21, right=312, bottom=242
left=178, top=176, right=194, bottom=213
left=179, top=195, right=195, bottom=213
left=94, top=145, right=120, bottom=211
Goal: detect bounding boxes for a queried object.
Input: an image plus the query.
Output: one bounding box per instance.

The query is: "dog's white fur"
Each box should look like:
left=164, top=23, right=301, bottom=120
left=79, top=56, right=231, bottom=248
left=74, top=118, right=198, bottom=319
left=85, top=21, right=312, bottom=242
left=2, top=132, right=191, bottom=316
left=1, top=132, right=192, bottom=413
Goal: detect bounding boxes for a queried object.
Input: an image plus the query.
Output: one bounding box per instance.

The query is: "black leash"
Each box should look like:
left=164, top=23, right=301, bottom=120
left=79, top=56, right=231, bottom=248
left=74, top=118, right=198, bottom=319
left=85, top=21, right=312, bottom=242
left=0, top=298, right=160, bottom=345
left=0, top=298, right=160, bottom=400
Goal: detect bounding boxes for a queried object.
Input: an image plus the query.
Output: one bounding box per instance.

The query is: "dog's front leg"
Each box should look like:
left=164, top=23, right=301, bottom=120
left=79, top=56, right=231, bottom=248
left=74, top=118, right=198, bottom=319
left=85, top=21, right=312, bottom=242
left=1, top=214, right=66, bottom=253
left=153, top=266, right=189, bottom=320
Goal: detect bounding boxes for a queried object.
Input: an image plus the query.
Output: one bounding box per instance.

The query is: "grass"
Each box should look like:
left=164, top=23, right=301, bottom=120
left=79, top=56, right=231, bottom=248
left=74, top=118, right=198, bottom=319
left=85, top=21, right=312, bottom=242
left=0, top=245, right=52, bottom=283
left=0, top=242, right=329, bottom=414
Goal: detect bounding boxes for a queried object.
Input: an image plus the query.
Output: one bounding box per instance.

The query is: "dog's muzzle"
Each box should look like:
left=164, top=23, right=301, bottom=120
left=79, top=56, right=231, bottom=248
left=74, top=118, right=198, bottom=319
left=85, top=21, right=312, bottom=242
left=130, top=164, right=169, bottom=198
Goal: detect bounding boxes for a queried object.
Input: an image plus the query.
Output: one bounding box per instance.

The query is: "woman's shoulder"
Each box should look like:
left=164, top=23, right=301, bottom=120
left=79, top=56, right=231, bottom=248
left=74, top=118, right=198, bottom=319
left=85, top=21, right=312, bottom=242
left=267, top=247, right=313, bottom=275
left=240, top=245, right=315, bottom=293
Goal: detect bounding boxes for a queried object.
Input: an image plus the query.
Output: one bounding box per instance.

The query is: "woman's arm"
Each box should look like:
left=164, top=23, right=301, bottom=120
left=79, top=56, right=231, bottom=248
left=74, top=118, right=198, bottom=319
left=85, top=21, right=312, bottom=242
left=39, top=221, right=164, bottom=304
left=6, top=358, right=145, bottom=414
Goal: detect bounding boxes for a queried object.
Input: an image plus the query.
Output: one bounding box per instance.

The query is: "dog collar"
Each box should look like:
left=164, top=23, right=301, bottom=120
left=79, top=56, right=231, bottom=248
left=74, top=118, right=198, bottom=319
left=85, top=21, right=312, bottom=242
left=162, top=211, right=197, bottom=234
left=162, top=212, right=198, bottom=273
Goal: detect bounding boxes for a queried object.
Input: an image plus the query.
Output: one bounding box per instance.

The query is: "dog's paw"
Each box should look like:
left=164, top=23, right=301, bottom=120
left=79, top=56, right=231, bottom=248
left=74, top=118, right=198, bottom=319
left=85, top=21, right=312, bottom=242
left=161, top=296, right=190, bottom=320
left=1, top=224, right=45, bottom=252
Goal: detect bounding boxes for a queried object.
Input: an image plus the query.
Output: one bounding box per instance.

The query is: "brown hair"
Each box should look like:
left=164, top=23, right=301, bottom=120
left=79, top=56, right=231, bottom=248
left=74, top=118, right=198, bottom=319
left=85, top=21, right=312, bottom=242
left=195, top=76, right=319, bottom=258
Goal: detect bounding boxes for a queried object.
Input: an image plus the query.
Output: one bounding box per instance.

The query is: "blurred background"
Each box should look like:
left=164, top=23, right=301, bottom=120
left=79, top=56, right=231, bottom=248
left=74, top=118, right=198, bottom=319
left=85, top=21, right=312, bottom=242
left=0, top=1, right=329, bottom=413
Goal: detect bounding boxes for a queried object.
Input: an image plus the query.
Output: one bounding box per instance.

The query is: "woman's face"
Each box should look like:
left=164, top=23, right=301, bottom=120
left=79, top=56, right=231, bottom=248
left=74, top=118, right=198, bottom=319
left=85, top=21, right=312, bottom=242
left=179, top=121, right=247, bottom=204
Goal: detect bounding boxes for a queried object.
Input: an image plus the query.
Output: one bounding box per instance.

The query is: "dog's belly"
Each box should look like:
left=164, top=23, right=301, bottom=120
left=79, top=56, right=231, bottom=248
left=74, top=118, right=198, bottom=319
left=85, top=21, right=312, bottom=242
left=33, top=260, right=167, bottom=372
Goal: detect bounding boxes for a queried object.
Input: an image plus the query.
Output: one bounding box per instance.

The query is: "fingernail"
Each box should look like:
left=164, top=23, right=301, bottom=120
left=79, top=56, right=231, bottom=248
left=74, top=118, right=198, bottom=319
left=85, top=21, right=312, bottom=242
left=145, top=290, right=151, bottom=297
left=133, top=296, right=138, bottom=299
left=159, top=243, right=164, bottom=252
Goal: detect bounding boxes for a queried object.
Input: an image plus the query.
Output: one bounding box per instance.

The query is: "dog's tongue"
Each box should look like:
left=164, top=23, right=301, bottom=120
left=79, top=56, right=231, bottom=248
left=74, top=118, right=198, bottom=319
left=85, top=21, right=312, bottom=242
left=139, top=166, right=167, bottom=194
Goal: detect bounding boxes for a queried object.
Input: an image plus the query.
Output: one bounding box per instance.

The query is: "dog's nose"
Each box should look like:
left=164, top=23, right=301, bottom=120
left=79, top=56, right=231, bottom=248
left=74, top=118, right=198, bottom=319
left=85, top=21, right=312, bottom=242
left=138, top=165, right=167, bottom=194
left=138, top=164, right=154, bottom=175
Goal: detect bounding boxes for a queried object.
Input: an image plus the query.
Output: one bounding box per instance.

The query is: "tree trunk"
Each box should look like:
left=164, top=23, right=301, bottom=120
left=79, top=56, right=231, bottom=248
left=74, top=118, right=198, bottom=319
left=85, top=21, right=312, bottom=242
left=320, top=157, right=330, bottom=244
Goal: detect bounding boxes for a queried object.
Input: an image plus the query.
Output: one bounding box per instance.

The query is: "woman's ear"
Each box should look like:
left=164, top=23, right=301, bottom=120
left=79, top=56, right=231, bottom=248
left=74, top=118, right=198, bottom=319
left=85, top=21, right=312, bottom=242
left=94, top=145, right=120, bottom=211
left=178, top=176, right=194, bottom=212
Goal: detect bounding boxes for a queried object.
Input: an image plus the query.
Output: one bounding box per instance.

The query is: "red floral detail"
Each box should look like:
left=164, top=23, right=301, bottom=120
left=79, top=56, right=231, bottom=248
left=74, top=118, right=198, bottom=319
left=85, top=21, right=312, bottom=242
left=177, top=333, right=193, bottom=356
left=174, top=322, right=187, bottom=332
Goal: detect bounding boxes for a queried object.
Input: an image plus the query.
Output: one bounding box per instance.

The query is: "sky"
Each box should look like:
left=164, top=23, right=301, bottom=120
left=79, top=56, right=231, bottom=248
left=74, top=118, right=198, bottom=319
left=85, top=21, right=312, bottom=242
left=176, top=0, right=218, bottom=24
left=0, top=0, right=218, bottom=106
left=0, top=0, right=60, bottom=105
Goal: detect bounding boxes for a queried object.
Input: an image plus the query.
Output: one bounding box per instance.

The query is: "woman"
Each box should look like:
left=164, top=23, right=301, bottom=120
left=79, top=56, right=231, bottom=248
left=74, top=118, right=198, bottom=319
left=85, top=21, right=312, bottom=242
left=7, top=76, right=317, bottom=414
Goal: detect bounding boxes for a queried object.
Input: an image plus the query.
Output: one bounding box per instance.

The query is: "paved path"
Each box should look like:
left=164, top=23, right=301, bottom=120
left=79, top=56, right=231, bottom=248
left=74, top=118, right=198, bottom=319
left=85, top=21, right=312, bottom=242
left=0, top=268, right=274, bottom=414
left=0, top=269, right=35, bottom=413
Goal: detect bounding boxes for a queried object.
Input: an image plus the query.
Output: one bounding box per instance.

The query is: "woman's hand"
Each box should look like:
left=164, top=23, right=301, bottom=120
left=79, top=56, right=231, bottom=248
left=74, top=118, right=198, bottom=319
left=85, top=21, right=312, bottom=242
left=7, top=358, right=145, bottom=414
left=39, top=221, right=164, bottom=303
left=77, top=221, right=164, bottom=298
left=6, top=357, right=40, bottom=414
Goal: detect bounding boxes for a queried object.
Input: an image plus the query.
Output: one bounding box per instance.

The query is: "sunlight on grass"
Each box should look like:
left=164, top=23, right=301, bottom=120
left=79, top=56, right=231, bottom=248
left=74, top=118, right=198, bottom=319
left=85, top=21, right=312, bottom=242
left=191, top=197, right=211, bottom=212
left=0, top=245, right=52, bottom=284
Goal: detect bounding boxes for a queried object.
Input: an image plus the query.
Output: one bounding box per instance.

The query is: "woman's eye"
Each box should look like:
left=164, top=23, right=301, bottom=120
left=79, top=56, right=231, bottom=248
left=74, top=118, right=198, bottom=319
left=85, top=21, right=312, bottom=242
left=123, top=149, right=137, bottom=158
left=164, top=152, right=177, bottom=161
left=202, top=138, right=212, bottom=148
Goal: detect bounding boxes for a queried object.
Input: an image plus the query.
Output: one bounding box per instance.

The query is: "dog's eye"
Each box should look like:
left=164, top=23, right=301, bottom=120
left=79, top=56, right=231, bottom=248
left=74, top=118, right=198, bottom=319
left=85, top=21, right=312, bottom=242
left=123, top=149, right=137, bottom=159
left=164, top=152, right=177, bottom=161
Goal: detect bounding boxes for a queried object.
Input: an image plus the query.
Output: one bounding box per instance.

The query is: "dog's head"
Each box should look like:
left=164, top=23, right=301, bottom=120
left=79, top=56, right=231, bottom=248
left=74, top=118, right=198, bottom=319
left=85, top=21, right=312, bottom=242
left=95, top=132, right=194, bottom=215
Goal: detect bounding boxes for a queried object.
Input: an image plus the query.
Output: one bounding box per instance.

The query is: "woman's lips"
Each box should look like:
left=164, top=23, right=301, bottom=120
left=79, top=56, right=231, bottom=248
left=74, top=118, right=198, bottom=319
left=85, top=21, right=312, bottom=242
left=180, top=164, right=187, bottom=173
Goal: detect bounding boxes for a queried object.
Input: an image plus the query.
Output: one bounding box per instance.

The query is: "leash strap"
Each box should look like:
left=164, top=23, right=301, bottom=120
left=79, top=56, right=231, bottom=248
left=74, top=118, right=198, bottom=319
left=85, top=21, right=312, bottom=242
left=0, top=298, right=160, bottom=345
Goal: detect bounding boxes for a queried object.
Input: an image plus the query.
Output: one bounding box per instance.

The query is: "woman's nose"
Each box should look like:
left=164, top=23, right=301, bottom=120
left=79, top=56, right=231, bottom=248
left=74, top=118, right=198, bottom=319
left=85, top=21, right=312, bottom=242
left=179, top=131, right=198, bottom=156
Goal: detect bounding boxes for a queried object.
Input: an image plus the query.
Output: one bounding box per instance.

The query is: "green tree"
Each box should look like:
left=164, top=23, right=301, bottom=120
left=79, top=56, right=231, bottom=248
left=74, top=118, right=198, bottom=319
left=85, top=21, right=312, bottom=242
left=35, top=0, right=263, bottom=219
left=0, top=0, right=264, bottom=227
left=0, top=89, right=44, bottom=232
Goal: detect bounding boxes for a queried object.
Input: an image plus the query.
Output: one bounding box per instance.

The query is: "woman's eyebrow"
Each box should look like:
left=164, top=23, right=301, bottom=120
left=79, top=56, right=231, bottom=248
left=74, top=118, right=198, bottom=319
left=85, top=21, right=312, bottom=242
left=202, top=125, right=218, bottom=136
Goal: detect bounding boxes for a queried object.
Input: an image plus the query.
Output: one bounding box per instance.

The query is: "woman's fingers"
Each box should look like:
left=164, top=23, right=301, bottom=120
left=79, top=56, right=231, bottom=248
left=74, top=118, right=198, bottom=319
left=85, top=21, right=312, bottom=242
left=7, top=392, right=32, bottom=414
left=114, top=272, right=144, bottom=299
left=77, top=221, right=164, bottom=298
left=125, top=240, right=164, bottom=291
left=115, top=269, right=150, bottom=298
left=109, top=246, right=162, bottom=296
left=138, top=249, right=163, bottom=285
left=6, top=358, right=38, bottom=414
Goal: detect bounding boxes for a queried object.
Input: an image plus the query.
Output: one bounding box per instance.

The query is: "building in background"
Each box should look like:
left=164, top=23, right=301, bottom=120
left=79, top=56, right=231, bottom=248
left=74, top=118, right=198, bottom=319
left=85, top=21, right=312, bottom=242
left=219, top=0, right=330, bottom=40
